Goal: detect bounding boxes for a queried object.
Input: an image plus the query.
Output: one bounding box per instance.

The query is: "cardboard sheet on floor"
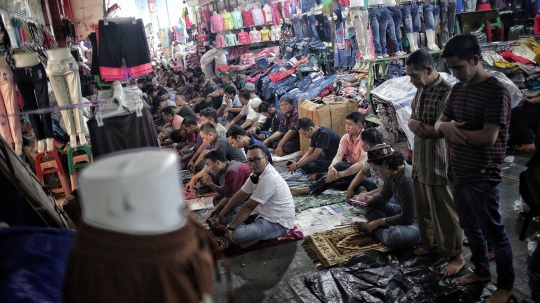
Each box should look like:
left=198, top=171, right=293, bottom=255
left=304, top=250, right=519, bottom=303
left=271, top=151, right=301, bottom=164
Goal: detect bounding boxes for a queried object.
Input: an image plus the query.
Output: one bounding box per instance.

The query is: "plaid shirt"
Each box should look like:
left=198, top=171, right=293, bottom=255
left=443, top=77, right=511, bottom=184
left=278, top=108, right=298, bottom=133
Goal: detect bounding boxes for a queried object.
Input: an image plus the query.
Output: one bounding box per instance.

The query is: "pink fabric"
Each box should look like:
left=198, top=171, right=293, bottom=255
left=252, top=8, right=265, bottom=26
left=216, top=35, right=226, bottom=48
left=249, top=30, right=261, bottom=43
left=172, top=114, right=184, bottom=131
left=210, top=14, right=225, bottom=33
left=271, top=4, right=282, bottom=25
left=338, top=133, right=367, bottom=163
left=535, top=14, right=540, bottom=35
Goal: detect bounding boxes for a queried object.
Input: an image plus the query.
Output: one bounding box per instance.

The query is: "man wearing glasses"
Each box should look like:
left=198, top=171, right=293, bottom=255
left=217, top=145, right=295, bottom=248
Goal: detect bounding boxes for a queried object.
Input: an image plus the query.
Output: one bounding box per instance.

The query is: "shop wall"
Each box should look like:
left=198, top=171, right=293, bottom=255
left=70, top=0, right=102, bottom=41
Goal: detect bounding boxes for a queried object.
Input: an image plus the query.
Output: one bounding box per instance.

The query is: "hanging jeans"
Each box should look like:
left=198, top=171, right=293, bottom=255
left=0, top=67, right=21, bottom=145
left=13, top=64, right=53, bottom=141
left=368, top=6, right=389, bottom=57
left=463, top=0, right=476, bottom=12
left=350, top=7, right=369, bottom=56
left=456, top=0, right=464, bottom=12
left=307, top=15, right=319, bottom=39
left=46, top=57, right=84, bottom=136
left=510, top=0, right=533, bottom=19
left=334, top=22, right=348, bottom=68
left=423, top=3, right=440, bottom=30
left=292, top=17, right=304, bottom=39
left=387, top=6, right=403, bottom=52
left=401, top=3, right=421, bottom=33
left=439, top=0, right=457, bottom=45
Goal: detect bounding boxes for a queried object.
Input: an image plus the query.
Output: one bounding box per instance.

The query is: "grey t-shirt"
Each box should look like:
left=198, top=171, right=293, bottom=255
left=372, top=163, right=416, bottom=227
left=213, top=135, right=246, bottom=162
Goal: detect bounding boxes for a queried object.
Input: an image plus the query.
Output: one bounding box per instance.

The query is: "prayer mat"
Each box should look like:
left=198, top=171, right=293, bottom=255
left=179, top=170, right=194, bottom=182
left=186, top=196, right=214, bottom=211
left=183, top=189, right=216, bottom=200
left=302, top=226, right=388, bottom=268
left=271, top=151, right=301, bottom=164
left=211, top=227, right=304, bottom=260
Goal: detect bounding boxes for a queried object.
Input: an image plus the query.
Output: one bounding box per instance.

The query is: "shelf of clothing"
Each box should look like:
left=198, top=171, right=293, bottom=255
left=455, top=9, right=501, bottom=35
left=365, top=50, right=443, bottom=118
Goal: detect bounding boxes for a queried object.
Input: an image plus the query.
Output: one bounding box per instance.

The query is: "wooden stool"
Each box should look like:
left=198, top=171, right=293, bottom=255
left=66, top=145, right=92, bottom=190
left=34, top=150, right=71, bottom=197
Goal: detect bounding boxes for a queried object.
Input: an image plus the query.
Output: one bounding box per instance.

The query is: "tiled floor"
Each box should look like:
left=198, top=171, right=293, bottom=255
left=211, top=151, right=537, bottom=302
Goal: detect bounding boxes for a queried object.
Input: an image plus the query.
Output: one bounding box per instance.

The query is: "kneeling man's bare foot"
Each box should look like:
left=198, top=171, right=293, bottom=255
left=440, top=254, right=466, bottom=276
left=290, top=187, right=310, bottom=196
left=414, top=247, right=436, bottom=256
left=486, top=289, right=513, bottom=303
left=453, top=272, right=491, bottom=286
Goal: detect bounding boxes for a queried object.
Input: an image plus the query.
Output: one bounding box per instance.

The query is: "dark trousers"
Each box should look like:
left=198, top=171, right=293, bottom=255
left=13, top=64, right=53, bottom=140
left=508, top=102, right=540, bottom=146
left=309, top=161, right=377, bottom=195
left=301, top=158, right=332, bottom=174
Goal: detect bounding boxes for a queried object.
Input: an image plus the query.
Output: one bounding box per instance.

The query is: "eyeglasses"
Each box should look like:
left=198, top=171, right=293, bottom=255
left=246, top=157, right=264, bottom=164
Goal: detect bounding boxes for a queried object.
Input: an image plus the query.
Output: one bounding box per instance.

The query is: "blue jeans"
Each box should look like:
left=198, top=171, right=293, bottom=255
left=400, top=4, right=421, bottom=33
left=386, top=13, right=402, bottom=53
left=423, top=3, right=441, bottom=30
left=301, top=158, right=333, bottom=174
left=307, top=15, right=319, bottom=39
left=369, top=7, right=389, bottom=56
left=292, top=17, right=304, bottom=38
left=226, top=208, right=289, bottom=244
left=439, top=0, right=457, bottom=45
left=463, top=0, right=476, bottom=11
left=387, top=6, right=403, bottom=52
left=323, top=18, right=333, bottom=43
left=456, top=0, right=464, bottom=12
left=363, top=202, right=421, bottom=250
left=451, top=182, right=514, bottom=290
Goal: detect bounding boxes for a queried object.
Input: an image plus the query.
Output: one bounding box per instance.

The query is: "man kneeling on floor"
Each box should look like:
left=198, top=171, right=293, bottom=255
left=216, top=145, right=295, bottom=248
left=203, top=150, right=251, bottom=223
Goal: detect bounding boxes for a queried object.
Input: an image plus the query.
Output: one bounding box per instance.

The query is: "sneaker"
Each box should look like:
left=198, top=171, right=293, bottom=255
left=377, top=55, right=383, bottom=59
left=382, top=54, right=389, bottom=58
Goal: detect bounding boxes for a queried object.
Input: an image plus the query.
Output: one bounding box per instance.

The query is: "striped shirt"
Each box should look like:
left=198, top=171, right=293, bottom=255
left=442, top=77, right=511, bottom=184
left=411, top=75, right=453, bottom=185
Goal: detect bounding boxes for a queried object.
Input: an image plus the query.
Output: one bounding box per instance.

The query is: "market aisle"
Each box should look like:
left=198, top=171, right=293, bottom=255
left=211, top=151, right=536, bottom=303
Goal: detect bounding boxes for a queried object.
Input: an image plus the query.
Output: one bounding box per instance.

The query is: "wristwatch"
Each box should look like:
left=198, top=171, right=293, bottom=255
left=227, top=225, right=236, bottom=231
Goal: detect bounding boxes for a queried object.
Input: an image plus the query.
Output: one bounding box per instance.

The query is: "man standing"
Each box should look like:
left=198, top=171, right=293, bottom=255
left=291, top=112, right=375, bottom=196
left=435, top=35, right=513, bottom=303
left=263, top=95, right=300, bottom=156
left=226, top=125, right=273, bottom=164
left=218, top=145, right=295, bottom=248
left=202, top=150, right=251, bottom=222
left=287, top=117, right=341, bottom=175
left=406, top=50, right=465, bottom=276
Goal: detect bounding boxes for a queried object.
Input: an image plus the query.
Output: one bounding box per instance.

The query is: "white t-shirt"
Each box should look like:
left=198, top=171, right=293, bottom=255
left=239, top=103, right=252, bottom=116
left=215, top=123, right=227, bottom=137
left=222, top=94, right=242, bottom=107
left=241, top=165, right=295, bottom=229
left=247, top=110, right=265, bottom=123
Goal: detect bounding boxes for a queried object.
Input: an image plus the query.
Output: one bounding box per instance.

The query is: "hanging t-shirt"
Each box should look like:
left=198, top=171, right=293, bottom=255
left=225, top=33, right=237, bottom=46
left=259, top=29, right=271, bottom=41
left=231, top=10, right=243, bottom=28
left=237, top=31, right=250, bottom=44
left=242, top=10, right=255, bottom=27
left=271, top=25, right=281, bottom=41
left=215, top=35, right=226, bottom=48
left=262, top=5, right=273, bottom=24
left=222, top=12, right=234, bottom=30
left=210, top=14, right=224, bottom=32
left=252, top=8, right=265, bottom=26
left=249, top=30, right=262, bottom=43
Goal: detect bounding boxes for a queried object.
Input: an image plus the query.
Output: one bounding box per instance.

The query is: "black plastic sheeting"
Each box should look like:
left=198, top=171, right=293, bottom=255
left=305, top=250, right=518, bottom=303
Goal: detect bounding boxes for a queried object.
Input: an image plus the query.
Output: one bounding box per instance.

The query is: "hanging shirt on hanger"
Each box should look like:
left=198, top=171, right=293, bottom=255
left=249, top=29, right=262, bottom=43
left=237, top=31, right=250, bottom=44
left=210, top=14, right=225, bottom=33
left=225, top=33, right=237, bottom=46
left=222, top=12, right=234, bottom=30
left=231, top=10, right=243, bottom=28
left=271, top=25, right=281, bottom=41
left=252, top=8, right=265, bottom=26
left=262, top=5, right=273, bottom=24
left=216, top=35, right=226, bottom=48
left=260, top=28, right=271, bottom=41
left=242, top=10, right=255, bottom=27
